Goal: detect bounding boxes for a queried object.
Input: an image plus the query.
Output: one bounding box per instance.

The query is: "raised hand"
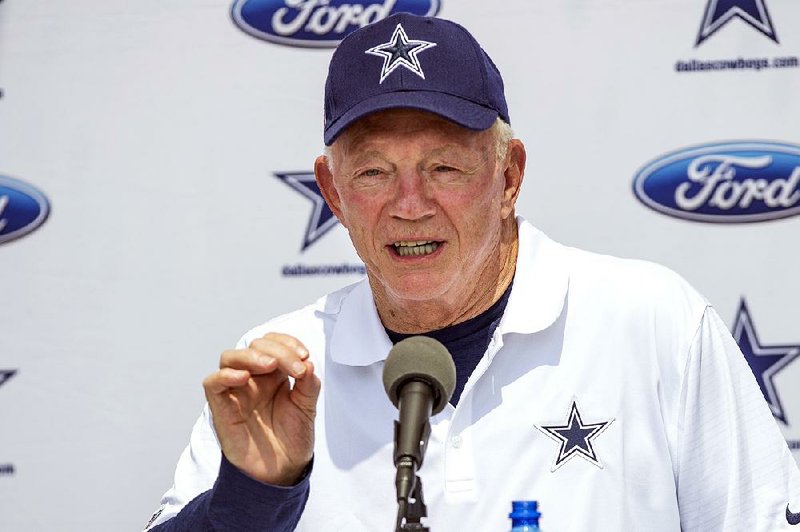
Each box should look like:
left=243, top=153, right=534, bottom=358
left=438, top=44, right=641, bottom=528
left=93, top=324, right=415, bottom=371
left=202, top=332, right=321, bottom=486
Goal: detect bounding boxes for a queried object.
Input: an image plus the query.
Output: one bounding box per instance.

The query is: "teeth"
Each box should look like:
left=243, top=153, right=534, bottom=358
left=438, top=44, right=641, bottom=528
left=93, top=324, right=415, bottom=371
left=396, top=240, right=432, bottom=247
left=393, top=241, right=440, bottom=257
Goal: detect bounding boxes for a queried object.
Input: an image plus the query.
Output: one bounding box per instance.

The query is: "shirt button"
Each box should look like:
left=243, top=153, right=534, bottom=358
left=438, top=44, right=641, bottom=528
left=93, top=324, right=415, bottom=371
left=451, top=435, right=463, bottom=449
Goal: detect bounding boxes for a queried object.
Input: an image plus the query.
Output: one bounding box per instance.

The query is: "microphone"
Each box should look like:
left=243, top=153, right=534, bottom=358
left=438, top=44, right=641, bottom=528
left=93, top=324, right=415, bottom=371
left=382, top=336, right=456, bottom=528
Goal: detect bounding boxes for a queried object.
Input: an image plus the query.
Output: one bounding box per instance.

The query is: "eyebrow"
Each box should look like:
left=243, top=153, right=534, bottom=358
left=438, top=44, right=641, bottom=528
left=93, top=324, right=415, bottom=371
left=341, top=150, right=391, bottom=169
left=428, top=143, right=488, bottom=158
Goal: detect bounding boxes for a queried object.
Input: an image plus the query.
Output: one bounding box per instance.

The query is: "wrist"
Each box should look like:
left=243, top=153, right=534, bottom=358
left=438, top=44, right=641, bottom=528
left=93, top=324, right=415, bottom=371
left=268, top=459, right=313, bottom=487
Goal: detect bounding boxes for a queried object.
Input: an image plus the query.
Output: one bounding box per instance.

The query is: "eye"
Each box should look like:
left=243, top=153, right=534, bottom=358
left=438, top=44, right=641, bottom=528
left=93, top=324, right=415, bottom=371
left=351, top=167, right=390, bottom=188
left=434, top=165, right=457, bottom=172
left=359, top=168, right=383, bottom=177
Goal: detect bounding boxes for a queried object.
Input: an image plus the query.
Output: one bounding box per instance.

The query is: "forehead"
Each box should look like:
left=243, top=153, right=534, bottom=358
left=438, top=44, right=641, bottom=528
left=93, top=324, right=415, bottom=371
left=336, top=109, right=492, bottom=154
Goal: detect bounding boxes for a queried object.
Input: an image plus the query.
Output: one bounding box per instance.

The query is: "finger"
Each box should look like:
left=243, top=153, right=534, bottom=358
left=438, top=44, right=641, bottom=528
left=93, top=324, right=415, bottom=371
left=261, top=332, right=310, bottom=360
left=203, top=367, right=250, bottom=395
left=249, top=337, right=309, bottom=378
left=291, top=360, right=321, bottom=412
left=219, top=348, right=279, bottom=374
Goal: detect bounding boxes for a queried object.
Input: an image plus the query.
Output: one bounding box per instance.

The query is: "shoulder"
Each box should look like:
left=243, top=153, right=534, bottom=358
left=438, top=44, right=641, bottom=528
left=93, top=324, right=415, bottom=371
left=556, top=245, right=712, bottom=375
left=513, top=219, right=710, bottom=339
left=562, top=244, right=707, bottom=318
left=518, top=218, right=698, bottom=296
left=568, top=245, right=698, bottom=293
left=516, top=220, right=710, bottom=346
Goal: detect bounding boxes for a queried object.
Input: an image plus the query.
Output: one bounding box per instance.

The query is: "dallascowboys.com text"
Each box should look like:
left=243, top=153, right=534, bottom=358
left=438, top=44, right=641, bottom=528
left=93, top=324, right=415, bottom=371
left=282, top=263, right=366, bottom=276
left=675, top=55, right=799, bottom=73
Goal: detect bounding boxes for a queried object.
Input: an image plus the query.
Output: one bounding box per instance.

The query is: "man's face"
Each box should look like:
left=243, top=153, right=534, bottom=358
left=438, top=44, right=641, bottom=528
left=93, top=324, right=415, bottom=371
left=316, top=109, right=521, bottom=311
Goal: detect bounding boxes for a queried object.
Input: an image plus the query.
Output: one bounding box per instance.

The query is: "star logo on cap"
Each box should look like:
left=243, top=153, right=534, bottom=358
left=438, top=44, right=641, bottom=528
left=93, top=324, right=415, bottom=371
left=696, top=0, right=778, bottom=46
left=536, top=400, right=613, bottom=472
left=733, top=298, right=800, bottom=424
left=365, top=23, right=437, bottom=84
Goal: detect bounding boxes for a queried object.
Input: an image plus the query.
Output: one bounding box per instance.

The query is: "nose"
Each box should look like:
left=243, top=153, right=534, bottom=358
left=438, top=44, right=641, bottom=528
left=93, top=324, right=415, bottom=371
left=387, top=170, right=437, bottom=221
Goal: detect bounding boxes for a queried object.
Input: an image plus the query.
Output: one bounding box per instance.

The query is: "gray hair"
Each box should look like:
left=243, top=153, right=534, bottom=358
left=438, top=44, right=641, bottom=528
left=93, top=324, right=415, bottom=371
left=323, top=117, right=514, bottom=172
left=492, top=118, right=514, bottom=161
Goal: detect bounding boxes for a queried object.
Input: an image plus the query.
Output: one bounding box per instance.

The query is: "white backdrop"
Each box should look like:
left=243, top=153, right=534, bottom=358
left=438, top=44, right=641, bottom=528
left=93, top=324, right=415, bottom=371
left=1, top=0, right=798, bottom=530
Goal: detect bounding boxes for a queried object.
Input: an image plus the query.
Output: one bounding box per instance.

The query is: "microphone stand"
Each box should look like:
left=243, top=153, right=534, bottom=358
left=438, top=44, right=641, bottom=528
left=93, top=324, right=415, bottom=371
left=393, top=381, right=433, bottom=531
left=395, top=463, right=429, bottom=531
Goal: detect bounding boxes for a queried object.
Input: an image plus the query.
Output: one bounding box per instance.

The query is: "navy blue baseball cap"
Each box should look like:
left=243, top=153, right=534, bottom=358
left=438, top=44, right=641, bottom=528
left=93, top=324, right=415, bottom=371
left=323, top=13, right=509, bottom=145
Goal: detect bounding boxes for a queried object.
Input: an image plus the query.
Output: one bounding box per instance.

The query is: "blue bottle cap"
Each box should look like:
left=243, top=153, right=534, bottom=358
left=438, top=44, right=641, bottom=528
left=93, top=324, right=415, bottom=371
left=509, top=500, right=541, bottom=520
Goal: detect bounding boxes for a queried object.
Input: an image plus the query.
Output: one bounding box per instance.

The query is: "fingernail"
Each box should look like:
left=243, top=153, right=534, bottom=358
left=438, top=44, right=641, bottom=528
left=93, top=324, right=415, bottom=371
left=292, top=361, right=306, bottom=376
left=295, top=347, right=309, bottom=359
left=260, top=356, right=274, bottom=366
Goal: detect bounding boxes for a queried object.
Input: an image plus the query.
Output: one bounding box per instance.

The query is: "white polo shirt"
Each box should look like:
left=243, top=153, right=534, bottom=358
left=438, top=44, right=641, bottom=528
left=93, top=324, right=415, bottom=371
left=152, top=218, right=800, bottom=531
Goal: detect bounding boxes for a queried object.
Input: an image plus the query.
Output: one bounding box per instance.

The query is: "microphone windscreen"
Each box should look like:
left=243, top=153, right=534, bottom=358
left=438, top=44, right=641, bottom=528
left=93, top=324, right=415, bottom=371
left=382, top=336, right=456, bottom=415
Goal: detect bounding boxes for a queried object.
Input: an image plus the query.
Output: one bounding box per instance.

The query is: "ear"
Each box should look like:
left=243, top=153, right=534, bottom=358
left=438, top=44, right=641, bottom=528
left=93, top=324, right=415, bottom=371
left=314, top=154, right=345, bottom=223
left=500, top=139, right=526, bottom=219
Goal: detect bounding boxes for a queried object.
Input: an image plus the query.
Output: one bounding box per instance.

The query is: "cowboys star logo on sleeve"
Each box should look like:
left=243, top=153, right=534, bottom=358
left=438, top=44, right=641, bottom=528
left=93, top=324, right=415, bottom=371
left=365, top=23, right=437, bottom=83
left=536, top=399, right=614, bottom=472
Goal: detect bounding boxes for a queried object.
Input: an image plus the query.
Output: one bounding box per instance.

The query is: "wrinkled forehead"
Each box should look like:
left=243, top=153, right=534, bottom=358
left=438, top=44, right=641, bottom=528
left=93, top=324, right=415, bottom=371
left=334, top=108, right=493, bottom=155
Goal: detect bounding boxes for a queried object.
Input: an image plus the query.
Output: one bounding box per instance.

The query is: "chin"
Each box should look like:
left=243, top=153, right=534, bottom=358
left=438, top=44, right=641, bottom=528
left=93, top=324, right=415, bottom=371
left=385, top=276, right=449, bottom=302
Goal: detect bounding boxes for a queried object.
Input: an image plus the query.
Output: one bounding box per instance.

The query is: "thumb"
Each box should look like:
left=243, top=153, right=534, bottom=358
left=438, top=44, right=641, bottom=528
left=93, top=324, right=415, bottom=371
left=291, top=360, right=321, bottom=414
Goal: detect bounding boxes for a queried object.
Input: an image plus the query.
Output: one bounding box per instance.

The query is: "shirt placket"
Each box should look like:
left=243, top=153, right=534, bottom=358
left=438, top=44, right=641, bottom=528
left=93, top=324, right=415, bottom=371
left=442, top=331, right=505, bottom=502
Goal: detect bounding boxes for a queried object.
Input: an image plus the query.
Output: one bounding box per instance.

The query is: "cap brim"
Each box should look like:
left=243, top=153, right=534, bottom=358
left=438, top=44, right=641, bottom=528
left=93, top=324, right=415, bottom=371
left=323, top=90, right=499, bottom=145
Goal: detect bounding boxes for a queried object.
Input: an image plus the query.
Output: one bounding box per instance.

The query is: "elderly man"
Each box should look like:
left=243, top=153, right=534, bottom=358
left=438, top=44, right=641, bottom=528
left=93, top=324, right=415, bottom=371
left=146, top=13, right=800, bottom=532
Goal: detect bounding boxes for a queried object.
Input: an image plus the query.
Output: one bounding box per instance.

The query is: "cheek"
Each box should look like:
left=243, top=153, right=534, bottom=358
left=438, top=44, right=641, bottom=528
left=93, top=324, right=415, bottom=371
left=438, top=179, right=502, bottom=218
left=339, top=189, right=382, bottom=222
left=338, top=191, right=387, bottom=245
left=440, top=183, right=504, bottom=246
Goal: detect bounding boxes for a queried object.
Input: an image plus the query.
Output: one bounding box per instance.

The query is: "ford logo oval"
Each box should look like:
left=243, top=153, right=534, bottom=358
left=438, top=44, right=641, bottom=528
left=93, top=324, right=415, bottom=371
left=633, top=141, right=800, bottom=223
left=231, top=0, right=441, bottom=47
left=0, top=175, right=50, bottom=245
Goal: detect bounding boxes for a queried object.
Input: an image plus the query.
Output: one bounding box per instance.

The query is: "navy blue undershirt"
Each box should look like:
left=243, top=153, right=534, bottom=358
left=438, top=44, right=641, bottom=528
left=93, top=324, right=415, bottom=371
left=151, top=282, right=513, bottom=531
left=385, top=281, right=513, bottom=406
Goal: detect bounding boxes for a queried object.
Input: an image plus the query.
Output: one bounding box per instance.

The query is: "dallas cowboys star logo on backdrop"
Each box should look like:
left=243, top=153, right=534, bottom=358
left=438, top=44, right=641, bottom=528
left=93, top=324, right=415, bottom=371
left=536, top=399, right=613, bottom=471
left=696, top=0, right=778, bottom=46
left=733, top=298, right=800, bottom=424
left=0, top=369, right=15, bottom=389
left=0, top=370, right=17, bottom=478
left=365, top=23, right=437, bottom=84
left=274, top=171, right=338, bottom=251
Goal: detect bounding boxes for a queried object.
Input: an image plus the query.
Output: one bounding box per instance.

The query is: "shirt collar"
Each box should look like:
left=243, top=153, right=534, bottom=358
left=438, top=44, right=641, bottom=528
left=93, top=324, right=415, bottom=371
left=497, top=216, right=569, bottom=336
left=330, top=279, right=394, bottom=366
left=328, top=216, right=569, bottom=367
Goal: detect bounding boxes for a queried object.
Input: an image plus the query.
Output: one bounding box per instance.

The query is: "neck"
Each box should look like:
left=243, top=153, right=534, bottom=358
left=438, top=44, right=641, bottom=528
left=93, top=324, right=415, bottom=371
left=372, top=218, right=519, bottom=334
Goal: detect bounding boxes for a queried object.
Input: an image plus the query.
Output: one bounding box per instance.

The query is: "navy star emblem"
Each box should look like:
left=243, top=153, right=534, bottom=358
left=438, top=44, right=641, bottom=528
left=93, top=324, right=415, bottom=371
left=365, top=23, right=437, bottom=84
left=537, top=400, right=613, bottom=471
left=696, top=0, right=778, bottom=46
left=733, top=299, right=800, bottom=424
left=274, top=171, right=338, bottom=251
left=0, top=369, right=15, bottom=389
left=0, top=369, right=16, bottom=478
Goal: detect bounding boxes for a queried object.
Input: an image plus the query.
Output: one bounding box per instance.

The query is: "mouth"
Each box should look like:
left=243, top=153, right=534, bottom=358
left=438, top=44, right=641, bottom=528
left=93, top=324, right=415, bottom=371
left=391, top=240, right=442, bottom=257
